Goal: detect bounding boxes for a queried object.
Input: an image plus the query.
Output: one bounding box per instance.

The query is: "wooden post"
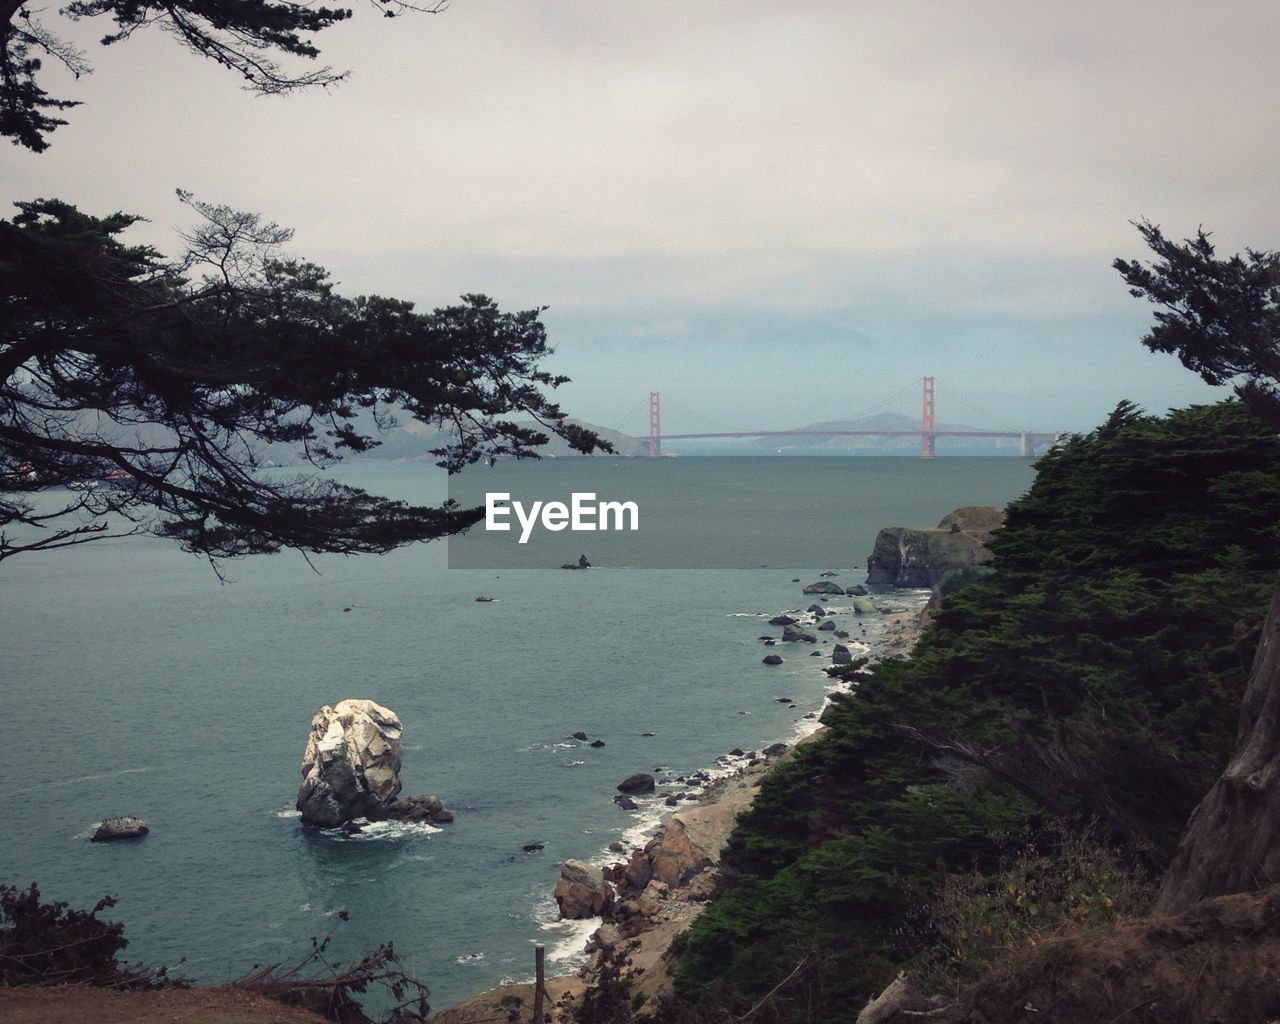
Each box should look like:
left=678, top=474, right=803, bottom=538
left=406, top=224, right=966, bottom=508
left=531, top=942, right=545, bottom=1023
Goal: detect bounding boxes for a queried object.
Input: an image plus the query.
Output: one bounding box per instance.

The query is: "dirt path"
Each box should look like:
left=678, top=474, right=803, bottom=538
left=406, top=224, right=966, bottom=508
left=0, top=984, right=329, bottom=1024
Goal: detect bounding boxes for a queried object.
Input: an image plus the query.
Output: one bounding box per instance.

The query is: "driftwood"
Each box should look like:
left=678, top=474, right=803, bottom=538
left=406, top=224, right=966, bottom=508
left=1157, top=583, right=1280, bottom=913
left=855, top=973, right=946, bottom=1024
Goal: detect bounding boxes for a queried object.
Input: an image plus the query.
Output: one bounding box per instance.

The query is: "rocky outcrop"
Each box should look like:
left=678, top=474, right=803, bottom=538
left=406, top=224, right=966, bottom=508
left=90, top=816, right=149, bottom=842
left=865, top=505, right=1005, bottom=587
left=802, top=580, right=844, bottom=595
left=647, top=817, right=714, bottom=887
left=781, top=623, right=817, bottom=643
left=617, top=773, right=656, bottom=794
left=297, top=699, right=404, bottom=826
left=297, top=699, right=451, bottom=828
left=555, top=860, right=612, bottom=919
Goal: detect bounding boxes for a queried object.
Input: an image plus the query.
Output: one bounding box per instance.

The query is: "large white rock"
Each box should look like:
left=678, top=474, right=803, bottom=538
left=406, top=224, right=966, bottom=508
left=296, top=699, right=404, bottom=827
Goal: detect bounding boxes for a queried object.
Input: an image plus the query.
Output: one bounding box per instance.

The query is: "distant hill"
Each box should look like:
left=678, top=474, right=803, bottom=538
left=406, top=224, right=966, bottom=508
left=740, top=411, right=1004, bottom=452
left=359, top=417, right=647, bottom=461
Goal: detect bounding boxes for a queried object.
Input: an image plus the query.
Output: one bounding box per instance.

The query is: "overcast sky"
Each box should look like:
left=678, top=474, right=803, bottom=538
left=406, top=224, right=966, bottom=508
left=6, top=1, right=1278, bottom=434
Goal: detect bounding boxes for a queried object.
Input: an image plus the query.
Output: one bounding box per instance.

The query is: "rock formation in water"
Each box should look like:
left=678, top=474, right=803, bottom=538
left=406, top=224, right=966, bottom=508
left=554, top=859, right=612, bottom=919
left=617, top=772, right=656, bottom=795
left=90, top=816, right=149, bottom=842
left=865, top=505, right=1005, bottom=587
left=296, top=699, right=453, bottom=828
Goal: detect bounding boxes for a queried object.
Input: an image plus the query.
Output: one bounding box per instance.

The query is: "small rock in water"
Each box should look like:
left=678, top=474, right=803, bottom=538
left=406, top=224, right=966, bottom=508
left=641, top=732, right=656, bottom=737
left=804, top=712, right=818, bottom=719
left=616, top=773, right=656, bottom=794
left=763, top=742, right=789, bottom=757
left=763, top=653, right=783, bottom=665
left=791, top=578, right=801, bottom=583
left=810, top=651, right=821, bottom=656
left=90, top=816, right=149, bottom=843
left=664, top=796, right=679, bottom=807
left=614, top=794, right=639, bottom=810
left=776, top=697, right=794, bottom=704
left=523, top=842, right=545, bottom=853
left=475, top=596, right=494, bottom=602
left=572, top=731, right=589, bottom=741
left=608, top=841, right=626, bottom=853
left=343, top=606, right=352, bottom=612
left=590, top=739, right=606, bottom=748
left=730, top=747, right=745, bottom=756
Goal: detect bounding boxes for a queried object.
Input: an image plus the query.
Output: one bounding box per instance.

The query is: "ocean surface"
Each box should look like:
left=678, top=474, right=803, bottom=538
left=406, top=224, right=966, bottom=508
left=0, top=457, right=1035, bottom=1009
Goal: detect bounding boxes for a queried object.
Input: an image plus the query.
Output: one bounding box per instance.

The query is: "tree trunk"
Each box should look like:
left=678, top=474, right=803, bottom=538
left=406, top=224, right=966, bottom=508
left=1156, top=581, right=1280, bottom=914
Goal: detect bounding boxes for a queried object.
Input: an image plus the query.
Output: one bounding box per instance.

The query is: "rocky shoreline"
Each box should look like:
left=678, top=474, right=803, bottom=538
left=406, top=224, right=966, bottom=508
left=432, top=599, right=930, bottom=1024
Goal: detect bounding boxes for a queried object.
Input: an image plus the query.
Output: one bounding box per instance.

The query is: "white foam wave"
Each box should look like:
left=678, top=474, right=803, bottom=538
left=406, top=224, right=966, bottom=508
left=275, top=808, right=302, bottom=818
left=455, top=952, right=486, bottom=964
left=542, top=915, right=599, bottom=966
left=347, top=819, right=442, bottom=840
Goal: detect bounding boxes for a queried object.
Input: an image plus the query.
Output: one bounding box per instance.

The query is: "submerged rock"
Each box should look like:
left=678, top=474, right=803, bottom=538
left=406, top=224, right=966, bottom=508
left=763, top=653, right=783, bottom=665
left=818, top=619, right=837, bottom=631
left=768, top=614, right=798, bottom=626
left=782, top=623, right=817, bottom=643
left=90, top=816, right=149, bottom=843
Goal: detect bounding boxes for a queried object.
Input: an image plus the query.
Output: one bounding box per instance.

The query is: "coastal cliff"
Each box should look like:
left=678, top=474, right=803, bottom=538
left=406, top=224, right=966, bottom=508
left=865, top=505, right=1004, bottom=587
left=665, top=401, right=1280, bottom=1024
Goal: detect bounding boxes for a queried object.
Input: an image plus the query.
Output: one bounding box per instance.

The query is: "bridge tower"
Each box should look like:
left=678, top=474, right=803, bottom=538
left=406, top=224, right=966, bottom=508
left=648, top=391, right=661, bottom=458
left=921, top=376, right=936, bottom=458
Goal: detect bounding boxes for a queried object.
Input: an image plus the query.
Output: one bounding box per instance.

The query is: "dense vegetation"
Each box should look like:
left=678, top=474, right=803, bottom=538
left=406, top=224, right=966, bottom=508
left=669, top=399, right=1280, bottom=1022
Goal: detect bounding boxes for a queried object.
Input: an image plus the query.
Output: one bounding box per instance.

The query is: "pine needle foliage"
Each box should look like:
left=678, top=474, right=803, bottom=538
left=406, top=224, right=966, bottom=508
left=672, top=399, right=1280, bottom=1023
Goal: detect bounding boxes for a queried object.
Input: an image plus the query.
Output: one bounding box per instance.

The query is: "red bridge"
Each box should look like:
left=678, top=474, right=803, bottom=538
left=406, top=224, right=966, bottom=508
left=640, top=377, right=1060, bottom=458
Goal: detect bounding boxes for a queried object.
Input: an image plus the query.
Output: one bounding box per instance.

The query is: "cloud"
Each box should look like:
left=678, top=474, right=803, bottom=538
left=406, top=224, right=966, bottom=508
left=1, top=0, right=1268, bottom=425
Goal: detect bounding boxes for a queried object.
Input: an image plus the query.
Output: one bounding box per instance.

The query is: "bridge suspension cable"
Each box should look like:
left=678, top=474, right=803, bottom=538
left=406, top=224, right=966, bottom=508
left=835, top=377, right=924, bottom=424
left=659, top=394, right=760, bottom=435
left=943, top=384, right=1023, bottom=434
left=608, top=394, right=651, bottom=435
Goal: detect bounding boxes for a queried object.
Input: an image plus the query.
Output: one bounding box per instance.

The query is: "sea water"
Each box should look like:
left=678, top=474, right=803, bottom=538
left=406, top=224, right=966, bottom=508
left=0, top=457, right=1034, bottom=1007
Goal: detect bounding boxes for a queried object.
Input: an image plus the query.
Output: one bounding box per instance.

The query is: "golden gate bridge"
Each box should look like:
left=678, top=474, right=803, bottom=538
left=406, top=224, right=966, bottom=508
left=623, top=377, right=1060, bottom=459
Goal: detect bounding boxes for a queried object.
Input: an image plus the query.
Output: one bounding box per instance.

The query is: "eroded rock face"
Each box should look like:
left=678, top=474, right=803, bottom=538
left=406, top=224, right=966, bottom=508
left=297, top=699, right=404, bottom=827
left=647, top=816, right=714, bottom=887
left=555, top=859, right=612, bottom=919
left=865, top=505, right=1005, bottom=587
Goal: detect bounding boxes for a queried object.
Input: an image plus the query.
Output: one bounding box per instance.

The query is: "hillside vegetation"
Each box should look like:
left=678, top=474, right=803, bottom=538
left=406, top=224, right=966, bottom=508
left=669, top=399, right=1280, bottom=1022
